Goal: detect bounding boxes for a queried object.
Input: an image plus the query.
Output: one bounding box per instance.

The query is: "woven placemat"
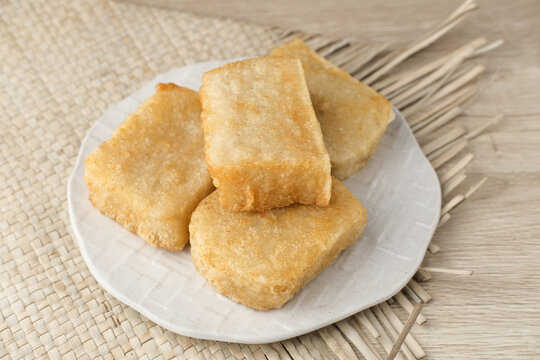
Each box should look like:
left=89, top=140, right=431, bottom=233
left=0, top=0, right=502, bottom=358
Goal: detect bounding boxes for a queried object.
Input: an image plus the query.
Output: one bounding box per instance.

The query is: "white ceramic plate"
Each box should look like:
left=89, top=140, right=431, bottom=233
left=68, top=60, right=441, bottom=344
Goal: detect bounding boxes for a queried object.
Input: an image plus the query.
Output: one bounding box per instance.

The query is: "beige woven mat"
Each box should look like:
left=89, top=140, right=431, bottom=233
left=0, top=0, right=501, bottom=358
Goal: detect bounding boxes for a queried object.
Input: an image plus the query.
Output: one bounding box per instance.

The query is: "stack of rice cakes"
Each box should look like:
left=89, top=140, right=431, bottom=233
left=85, top=40, right=393, bottom=310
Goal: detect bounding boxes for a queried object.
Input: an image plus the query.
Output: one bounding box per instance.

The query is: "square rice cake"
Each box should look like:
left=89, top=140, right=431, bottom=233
left=271, top=39, right=394, bottom=180
left=190, top=178, right=367, bottom=310
left=199, top=56, right=332, bottom=212
left=84, top=84, right=214, bottom=251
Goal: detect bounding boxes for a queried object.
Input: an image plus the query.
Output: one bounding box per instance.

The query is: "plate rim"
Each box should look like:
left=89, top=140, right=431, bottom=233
left=67, top=60, right=441, bottom=344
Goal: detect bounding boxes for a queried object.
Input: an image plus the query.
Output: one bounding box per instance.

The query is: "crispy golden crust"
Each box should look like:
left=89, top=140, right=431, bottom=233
left=199, top=56, right=331, bottom=212
left=271, top=39, right=394, bottom=180
left=189, top=178, right=367, bottom=310
left=84, top=84, right=214, bottom=251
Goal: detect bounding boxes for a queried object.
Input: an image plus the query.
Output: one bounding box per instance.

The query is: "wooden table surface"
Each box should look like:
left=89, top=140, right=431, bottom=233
left=124, top=0, right=540, bottom=358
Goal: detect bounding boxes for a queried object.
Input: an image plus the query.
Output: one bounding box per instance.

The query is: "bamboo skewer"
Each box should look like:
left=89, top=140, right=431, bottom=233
left=312, top=35, right=343, bottom=49
left=428, top=64, right=485, bottom=104
left=411, top=104, right=459, bottom=132
left=429, top=2, right=478, bottom=39
left=273, top=26, right=293, bottom=37
left=373, top=306, right=417, bottom=360
left=348, top=319, right=385, bottom=360
left=428, top=242, right=440, bottom=254
left=438, top=213, right=451, bottom=227
left=414, top=106, right=463, bottom=138
left=421, top=127, right=466, bottom=155
left=465, top=176, right=487, bottom=199
left=346, top=43, right=392, bottom=75
left=279, top=31, right=305, bottom=44
left=318, top=38, right=353, bottom=58
left=327, top=42, right=369, bottom=66
left=319, top=327, right=359, bottom=360
left=465, top=114, right=503, bottom=140
left=355, top=51, right=396, bottom=81
left=441, top=194, right=465, bottom=216
left=394, top=293, right=426, bottom=325
left=355, top=312, right=380, bottom=339
left=362, top=1, right=476, bottom=85
left=448, top=59, right=484, bottom=81
left=400, top=58, right=465, bottom=115
left=468, top=38, right=504, bottom=58
left=428, top=242, right=441, bottom=254
left=336, top=320, right=381, bottom=360
left=385, top=304, right=424, bottom=360
left=414, top=269, right=432, bottom=282
left=304, top=36, right=336, bottom=52
left=428, top=137, right=461, bottom=162
left=379, top=302, right=425, bottom=359
left=406, top=84, right=476, bottom=125
left=438, top=153, right=474, bottom=184
left=392, top=82, right=433, bottom=109
left=430, top=138, right=468, bottom=169
left=397, top=61, right=480, bottom=112
left=395, top=62, right=482, bottom=110
left=383, top=76, right=420, bottom=101
left=440, top=0, right=477, bottom=28
left=299, top=33, right=317, bottom=42
left=407, top=280, right=432, bottom=303
left=388, top=54, right=464, bottom=108
left=364, top=309, right=406, bottom=360
left=375, top=37, right=486, bottom=94
left=420, top=267, right=473, bottom=276
left=442, top=170, right=467, bottom=196
left=404, top=286, right=423, bottom=304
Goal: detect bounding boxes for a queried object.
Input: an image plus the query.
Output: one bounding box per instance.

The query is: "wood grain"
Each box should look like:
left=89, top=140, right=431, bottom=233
left=120, top=0, right=540, bottom=358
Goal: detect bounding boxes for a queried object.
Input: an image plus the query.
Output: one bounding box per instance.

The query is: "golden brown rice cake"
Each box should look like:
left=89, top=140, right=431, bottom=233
left=199, top=56, right=332, bottom=212
left=189, top=178, right=367, bottom=310
left=271, top=39, right=394, bottom=180
left=84, top=84, right=214, bottom=251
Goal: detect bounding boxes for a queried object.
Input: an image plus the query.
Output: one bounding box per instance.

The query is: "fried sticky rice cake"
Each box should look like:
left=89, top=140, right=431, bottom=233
left=84, top=83, right=214, bottom=251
